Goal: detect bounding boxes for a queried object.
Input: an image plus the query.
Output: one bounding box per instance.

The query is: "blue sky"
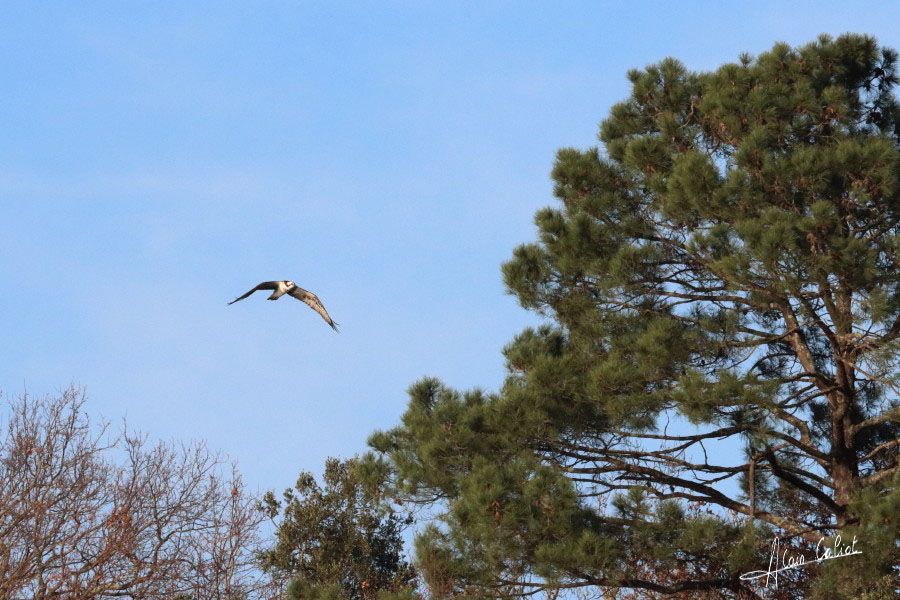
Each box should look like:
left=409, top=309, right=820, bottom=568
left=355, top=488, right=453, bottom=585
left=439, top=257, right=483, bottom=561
left=2, top=2, right=898, bottom=493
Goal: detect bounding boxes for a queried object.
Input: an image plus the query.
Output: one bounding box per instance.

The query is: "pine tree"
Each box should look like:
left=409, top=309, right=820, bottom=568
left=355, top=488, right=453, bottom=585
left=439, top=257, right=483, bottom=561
left=367, top=34, right=900, bottom=598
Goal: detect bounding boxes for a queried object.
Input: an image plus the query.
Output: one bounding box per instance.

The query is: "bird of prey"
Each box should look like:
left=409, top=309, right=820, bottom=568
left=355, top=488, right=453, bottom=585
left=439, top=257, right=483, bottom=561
left=228, top=280, right=339, bottom=331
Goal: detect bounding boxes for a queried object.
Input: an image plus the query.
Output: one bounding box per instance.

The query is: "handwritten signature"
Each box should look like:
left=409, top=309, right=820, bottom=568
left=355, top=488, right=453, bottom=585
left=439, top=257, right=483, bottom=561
left=739, top=535, right=862, bottom=589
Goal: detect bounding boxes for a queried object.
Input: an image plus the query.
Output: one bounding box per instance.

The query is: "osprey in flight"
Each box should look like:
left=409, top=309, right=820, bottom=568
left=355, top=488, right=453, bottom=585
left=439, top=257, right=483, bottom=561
left=228, top=280, right=339, bottom=331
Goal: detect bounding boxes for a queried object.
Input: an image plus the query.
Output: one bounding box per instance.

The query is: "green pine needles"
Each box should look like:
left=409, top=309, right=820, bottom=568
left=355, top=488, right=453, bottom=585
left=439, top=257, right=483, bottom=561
left=367, top=34, right=900, bottom=599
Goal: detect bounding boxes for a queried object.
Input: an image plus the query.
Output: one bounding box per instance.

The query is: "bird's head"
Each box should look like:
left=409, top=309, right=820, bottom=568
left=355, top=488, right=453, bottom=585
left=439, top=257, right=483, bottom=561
left=284, top=280, right=296, bottom=288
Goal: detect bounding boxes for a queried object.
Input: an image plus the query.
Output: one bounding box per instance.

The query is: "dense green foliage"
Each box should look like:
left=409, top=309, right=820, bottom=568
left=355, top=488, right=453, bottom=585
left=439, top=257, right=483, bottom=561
left=261, top=458, right=418, bottom=600
left=367, top=35, right=900, bottom=598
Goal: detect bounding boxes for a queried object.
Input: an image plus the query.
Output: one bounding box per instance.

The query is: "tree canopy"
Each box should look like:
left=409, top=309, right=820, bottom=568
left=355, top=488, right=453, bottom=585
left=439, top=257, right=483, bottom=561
left=367, top=34, right=900, bottom=599
left=261, top=458, right=419, bottom=600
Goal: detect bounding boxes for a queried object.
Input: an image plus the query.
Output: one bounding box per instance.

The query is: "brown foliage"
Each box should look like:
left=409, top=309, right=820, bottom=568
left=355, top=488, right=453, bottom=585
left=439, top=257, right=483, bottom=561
left=0, top=387, right=276, bottom=600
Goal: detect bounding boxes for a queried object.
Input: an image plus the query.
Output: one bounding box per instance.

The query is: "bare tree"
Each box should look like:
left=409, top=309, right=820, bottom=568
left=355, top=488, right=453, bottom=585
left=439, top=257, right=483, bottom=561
left=0, top=387, right=276, bottom=600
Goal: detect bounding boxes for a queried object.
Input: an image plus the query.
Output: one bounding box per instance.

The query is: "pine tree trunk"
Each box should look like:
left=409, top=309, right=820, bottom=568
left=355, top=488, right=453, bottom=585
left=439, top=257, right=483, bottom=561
left=830, top=389, right=859, bottom=524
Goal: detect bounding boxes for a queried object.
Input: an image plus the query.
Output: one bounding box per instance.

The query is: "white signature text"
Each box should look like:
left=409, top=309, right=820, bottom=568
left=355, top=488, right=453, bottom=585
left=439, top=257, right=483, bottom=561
left=739, top=535, right=862, bottom=589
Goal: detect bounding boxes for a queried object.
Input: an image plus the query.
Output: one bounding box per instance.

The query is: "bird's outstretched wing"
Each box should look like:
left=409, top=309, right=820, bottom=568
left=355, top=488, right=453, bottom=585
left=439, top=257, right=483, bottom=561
left=228, top=281, right=279, bottom=305
left=288, top=287, right=339, bottom=331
